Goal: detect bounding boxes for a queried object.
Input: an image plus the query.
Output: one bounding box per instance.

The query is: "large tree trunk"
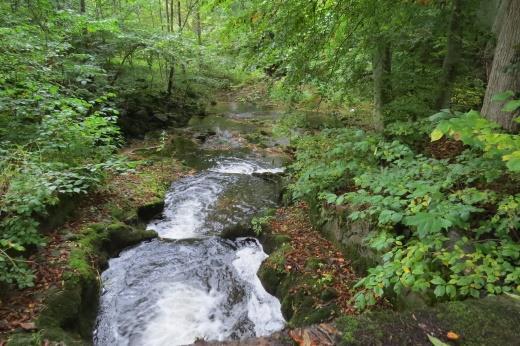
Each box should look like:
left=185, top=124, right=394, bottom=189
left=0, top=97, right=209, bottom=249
left=483, top=0, right=508, bottom=79
left=435, top=0, right=464, bottom=109
left=481, top=0, right=520, bottom=132
left=372, top=40, right=392, bottom=132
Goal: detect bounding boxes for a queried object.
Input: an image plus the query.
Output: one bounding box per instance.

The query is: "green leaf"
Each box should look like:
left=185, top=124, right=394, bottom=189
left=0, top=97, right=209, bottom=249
left=504, top=152, right=520, bottom=172
left=434, top=285, right=446, bottom=297
left=427, top=335, right=450, bottom=346
left=430, top=129, right=444, bottom=142
left=502, top=100, right=520, bottom=112
left=404, top=213, right=452, bottom=238
left=492, top=91, right=514, bottom=102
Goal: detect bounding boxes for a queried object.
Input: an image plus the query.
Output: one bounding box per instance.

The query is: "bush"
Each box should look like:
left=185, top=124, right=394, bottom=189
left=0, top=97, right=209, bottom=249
left=288, top=111, right=520, bottom=309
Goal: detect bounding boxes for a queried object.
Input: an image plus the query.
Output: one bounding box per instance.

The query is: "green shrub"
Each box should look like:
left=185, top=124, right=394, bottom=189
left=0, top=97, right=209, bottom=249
left=288, top=111, right=520, bottom=309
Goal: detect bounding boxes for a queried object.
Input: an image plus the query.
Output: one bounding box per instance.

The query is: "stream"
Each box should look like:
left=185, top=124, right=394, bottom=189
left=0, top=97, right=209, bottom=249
left=94, top=102, right=288, bottom=345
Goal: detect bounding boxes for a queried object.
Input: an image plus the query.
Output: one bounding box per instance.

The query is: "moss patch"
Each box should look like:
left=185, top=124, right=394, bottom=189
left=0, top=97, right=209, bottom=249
left=335, top=295, right=520, bottom=345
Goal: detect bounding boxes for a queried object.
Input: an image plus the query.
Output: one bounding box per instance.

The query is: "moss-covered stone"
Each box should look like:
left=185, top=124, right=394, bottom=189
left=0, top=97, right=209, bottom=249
left=258, top=237, right=340, bottom=328
left=36, top=219, right=158, bottom=344
left=36, top=274, right=96, bottom=345
left=260, top=233, right=291, bottom=254
left=335, top=295, right=520, bottom=345
left=137, top=199, right=165, bottom=222
left=7, top=332, right=45, bottom=346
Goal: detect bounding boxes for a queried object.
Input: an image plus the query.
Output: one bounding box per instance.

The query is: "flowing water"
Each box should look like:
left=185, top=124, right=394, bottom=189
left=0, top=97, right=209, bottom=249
left=94, top=102, right=287, bottom=346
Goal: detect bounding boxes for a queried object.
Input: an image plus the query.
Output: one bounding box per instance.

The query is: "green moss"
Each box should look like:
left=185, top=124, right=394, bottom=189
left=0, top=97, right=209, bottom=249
left=335, top=316, right=359, bottom=344
left=7, top=332, right=44, bottom=346
left=305, top=257, right=324, bottom=270
left=35, top=219, right=158, bottom=344
left=435, top=296, right=520, bottom=345
left=334, top=295, right=520, bottom=345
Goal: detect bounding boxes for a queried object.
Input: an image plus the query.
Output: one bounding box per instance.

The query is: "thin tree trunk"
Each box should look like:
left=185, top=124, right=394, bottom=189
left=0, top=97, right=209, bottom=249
left=177, top=0, right=182, bottom=28
left=435, top=0, right=464, bottom=109
left=170, top=0, right=175, bottom=32
left=195, top=6, right=202, bottom=45
left=167, top=64, right=175, bottom=95
left=481, top=0, right=520, bottom=132
left=165, top=0, right=170, bottom=32
left=372, top=40, right=392, bottom=132
left=159, top=0, right=164, bottom=31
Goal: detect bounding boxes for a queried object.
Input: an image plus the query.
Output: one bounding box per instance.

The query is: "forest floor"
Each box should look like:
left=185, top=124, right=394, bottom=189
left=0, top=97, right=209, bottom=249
left=267, top=203, right=359, bottom=316
left=0, top=134, right=190, bottom=342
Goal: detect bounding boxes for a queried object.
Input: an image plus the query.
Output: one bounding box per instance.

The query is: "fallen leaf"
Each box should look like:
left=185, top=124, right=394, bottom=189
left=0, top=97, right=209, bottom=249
left=447, top=331, right=460, bottom=340
left=19, top=322, right=36, bottom=330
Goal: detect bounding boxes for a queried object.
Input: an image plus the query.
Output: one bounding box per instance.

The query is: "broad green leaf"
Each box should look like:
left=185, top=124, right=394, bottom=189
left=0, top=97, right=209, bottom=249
left=404, top=213, right=452, bottom=238
left=492, top=91, right=514, bottom=102
left=428, top=335, right=450, bottom=346
left=502, top=100, right=520, bottom=112
left=430, top=129, right=444, bottom=142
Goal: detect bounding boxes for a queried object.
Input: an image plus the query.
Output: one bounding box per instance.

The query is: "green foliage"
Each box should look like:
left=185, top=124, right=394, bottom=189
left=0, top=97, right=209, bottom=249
left=431, top=110, right=520, bottom=172
left=0, top=4, right=128, bottom=288
left=251, top=215, right=273, bottom=236
left=289, top=113, right=520, bottom=310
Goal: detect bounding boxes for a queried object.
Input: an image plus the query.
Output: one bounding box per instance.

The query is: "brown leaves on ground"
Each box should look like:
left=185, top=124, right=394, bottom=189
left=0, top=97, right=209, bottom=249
left=0, top=231, right=68, bottom=333
left=289, top=324, right=341, bottom=346
left=269, top=203, right=358, bottom=316
left=426, top=137, right=464, bottom=160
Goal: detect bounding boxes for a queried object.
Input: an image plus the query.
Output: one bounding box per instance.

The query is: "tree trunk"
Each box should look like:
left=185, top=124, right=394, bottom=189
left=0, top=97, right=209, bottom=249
left=170, top=0, right=175, bottom=32
left=165, top=0, right=170, bottom=32
left=195, top=6, right=202, bottom=45
left=80, top=0, right=85, bottom=13
left=177, top=0, right=182, bottom=28
left=435, top=0, right=464, bottom=109
left=167, top=64, right=175, bottom=96
left=481, top=0, right=520, bottom=132
left=483, top=0, right=508, bottom=79
left=372, top=40, right=392, bottom=132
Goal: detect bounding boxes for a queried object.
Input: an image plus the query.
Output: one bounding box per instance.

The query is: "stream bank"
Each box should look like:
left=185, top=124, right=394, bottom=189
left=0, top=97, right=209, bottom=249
left=3, top=133, right=190, bottom=345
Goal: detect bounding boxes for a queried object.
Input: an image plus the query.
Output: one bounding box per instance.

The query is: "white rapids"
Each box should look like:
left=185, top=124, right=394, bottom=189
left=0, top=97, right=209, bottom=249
left=94, top=156, right=286, bottom=346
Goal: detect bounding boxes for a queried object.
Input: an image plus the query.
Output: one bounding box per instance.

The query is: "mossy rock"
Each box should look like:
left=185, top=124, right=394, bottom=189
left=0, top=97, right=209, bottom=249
left=258, top=264, right=288, bottom=296
left=137, top=200, right=165, bottom=222
left=260, top=233, right=291, bottom=254
left=335, top=295, right=520, bottom=345
left=34, top=220, right=157, bottom=344
left=281, top=287, right=339, bottom=328
left=103, top=222, right=157, bottom=254
left=36, top=273, right=97, bottom=345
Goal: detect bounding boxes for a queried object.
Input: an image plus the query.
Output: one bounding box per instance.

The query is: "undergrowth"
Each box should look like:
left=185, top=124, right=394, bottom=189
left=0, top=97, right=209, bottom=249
left=286, top=110, right=520, bottom=309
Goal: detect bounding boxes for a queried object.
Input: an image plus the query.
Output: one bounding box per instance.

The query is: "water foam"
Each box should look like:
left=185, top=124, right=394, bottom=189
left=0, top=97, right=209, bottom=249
left=210, top=158, right=284, bottom=175
left=141, top=284, right=228, bottom=346
left=232, top=240, right=286, bottom=336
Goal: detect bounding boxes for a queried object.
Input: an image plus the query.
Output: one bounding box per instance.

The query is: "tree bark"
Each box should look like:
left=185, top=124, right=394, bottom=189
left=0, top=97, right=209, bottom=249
left=481, top=0, right=520, bottom=132
left=165, top=0, right=170, bottom=32
left=372, top=40, right=392, bottom=132
left=167, top=64, right=175, bottom=95
left=483, top=0, right=508, bottom=79
left=435, top=0, right=464, bottom=109
left=170, top=0, right=175, bottom=32
left=177, top=0, right=182, bottom=29
left=195, top=6, right=202, bottom=45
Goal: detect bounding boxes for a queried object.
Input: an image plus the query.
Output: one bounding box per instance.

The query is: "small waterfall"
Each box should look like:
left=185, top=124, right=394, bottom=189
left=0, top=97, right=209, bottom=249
left=95, top=156, right=286, bottom=346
